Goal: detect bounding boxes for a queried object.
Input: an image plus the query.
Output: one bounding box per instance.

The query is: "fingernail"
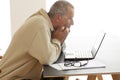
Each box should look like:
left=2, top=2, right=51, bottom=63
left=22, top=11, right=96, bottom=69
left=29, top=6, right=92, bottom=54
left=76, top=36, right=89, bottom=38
left=61, top=27, right=65, bottom=30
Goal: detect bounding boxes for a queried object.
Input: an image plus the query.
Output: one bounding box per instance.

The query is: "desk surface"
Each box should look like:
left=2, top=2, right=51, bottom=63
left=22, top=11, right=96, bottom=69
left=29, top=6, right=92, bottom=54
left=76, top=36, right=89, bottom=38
left=44, top=34, right=120, bottom=77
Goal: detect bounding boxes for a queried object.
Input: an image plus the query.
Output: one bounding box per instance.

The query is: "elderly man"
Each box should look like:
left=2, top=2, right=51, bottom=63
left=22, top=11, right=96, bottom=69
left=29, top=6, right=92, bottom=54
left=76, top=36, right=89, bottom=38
left=0, top=0, right=74, bottom=80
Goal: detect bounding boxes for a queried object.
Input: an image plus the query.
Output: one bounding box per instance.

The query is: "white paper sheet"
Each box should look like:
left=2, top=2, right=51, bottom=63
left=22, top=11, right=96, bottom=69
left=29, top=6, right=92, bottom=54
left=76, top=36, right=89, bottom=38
left=49, top=60, right=106, bottom=70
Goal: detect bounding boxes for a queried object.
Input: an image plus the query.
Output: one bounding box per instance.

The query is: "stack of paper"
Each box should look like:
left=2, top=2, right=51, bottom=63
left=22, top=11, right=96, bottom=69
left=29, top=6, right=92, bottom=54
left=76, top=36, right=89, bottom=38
left=49, top=60, right=106, bottom=70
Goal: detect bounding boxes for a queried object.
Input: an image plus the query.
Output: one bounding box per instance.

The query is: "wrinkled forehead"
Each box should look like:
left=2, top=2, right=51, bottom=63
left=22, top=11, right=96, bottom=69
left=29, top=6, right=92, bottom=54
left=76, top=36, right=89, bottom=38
left=65, top=6, right=74, bottom=18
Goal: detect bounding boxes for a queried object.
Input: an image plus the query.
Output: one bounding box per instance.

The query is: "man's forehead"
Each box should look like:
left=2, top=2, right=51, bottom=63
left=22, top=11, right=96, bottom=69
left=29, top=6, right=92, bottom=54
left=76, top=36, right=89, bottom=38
left=66, top=6, right=74, bottom=17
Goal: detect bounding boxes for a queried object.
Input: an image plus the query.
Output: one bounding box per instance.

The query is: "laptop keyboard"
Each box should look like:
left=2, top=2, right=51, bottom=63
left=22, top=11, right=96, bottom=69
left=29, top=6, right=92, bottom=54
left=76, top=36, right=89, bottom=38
left=76, top=51, right=93, bottom=58
left=65, top=50, right=93, bottom=58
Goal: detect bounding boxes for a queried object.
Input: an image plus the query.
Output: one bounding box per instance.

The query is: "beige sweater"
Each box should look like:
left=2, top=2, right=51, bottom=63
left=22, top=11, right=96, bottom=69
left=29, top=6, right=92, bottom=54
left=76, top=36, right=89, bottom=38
left=0, top=9, right=61, bottom=80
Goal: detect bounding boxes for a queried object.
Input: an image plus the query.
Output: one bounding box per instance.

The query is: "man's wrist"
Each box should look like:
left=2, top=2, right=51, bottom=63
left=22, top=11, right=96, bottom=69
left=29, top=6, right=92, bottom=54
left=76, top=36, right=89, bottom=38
left=52, top=38, right=62, bottom=46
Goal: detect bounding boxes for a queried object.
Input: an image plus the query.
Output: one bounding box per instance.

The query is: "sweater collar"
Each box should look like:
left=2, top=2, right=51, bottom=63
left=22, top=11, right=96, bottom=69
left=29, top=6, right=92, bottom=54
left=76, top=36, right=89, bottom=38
left=39, top=9, right=54, bottom=31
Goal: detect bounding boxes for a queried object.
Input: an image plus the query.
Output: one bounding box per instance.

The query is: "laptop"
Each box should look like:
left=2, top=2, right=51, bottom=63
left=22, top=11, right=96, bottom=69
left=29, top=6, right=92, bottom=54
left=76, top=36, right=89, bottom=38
left=64, top=32, right=106, bottom=61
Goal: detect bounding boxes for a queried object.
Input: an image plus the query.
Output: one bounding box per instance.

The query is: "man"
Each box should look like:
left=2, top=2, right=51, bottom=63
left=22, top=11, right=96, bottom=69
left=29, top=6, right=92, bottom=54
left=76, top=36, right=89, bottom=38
left=0, top=0, right=74, bottom=80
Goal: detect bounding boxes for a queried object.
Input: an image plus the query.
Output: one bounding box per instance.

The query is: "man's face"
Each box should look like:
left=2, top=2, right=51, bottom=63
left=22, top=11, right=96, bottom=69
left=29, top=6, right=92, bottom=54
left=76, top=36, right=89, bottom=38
left=61, top=6, right=74, bottom=29
left=56, top=6, right=74, bottom=30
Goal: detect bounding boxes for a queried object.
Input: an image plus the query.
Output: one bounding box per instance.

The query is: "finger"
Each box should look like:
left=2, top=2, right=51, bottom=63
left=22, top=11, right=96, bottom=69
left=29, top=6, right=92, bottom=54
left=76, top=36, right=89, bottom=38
left=64, top=28, right=70, bottom=33
left=61, top=26, right=65, bottom=31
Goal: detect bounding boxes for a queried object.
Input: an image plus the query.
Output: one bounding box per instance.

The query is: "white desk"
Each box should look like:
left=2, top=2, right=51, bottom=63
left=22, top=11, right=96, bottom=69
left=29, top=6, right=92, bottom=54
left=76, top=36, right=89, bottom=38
left=44, top=33, right=120, bottom=79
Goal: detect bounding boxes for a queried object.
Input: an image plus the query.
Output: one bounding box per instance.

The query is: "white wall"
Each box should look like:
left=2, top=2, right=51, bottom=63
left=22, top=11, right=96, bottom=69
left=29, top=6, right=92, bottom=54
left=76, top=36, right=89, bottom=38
left=0, top=0, right=11, bottom=55
left=0, top=0, right=46, bottom=55
left=66, top=0, right=120, bottom=50
left=67, top=0, right=120, bottom=37
left=10, top=0, right=46, bottom=36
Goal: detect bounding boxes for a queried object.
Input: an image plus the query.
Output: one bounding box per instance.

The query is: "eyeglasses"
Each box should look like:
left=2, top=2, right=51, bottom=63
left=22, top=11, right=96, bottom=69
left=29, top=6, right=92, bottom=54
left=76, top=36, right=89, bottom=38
left=64, top=61, right=89, bottom=67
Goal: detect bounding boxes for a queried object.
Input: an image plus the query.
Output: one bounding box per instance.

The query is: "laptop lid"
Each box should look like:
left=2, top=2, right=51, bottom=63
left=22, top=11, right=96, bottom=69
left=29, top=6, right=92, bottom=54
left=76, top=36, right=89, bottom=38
left=64, top=32, right=106, bottom=61
left=91, top=32, right=106, bottom=58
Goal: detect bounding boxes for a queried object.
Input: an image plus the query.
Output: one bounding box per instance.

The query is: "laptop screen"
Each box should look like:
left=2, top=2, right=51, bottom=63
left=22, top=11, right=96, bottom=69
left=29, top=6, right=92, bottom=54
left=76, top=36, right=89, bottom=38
left=91, top=32, right=106, bottom=58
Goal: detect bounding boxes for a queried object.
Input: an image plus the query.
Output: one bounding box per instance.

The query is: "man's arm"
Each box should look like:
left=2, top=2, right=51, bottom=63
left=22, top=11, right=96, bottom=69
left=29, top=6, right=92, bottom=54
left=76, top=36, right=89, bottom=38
left=27, top=17, right=62, bottom=64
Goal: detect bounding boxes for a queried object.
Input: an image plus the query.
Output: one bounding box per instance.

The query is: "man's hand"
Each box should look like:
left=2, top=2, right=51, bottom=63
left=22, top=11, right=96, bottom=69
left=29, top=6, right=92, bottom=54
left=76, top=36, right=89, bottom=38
left=52, top=26, right=70, bottom=44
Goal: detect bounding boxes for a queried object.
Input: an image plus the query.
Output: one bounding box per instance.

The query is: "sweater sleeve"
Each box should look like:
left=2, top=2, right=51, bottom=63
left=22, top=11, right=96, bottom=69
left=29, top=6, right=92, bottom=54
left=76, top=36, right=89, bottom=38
left=28, top=18, right=61, bottom=65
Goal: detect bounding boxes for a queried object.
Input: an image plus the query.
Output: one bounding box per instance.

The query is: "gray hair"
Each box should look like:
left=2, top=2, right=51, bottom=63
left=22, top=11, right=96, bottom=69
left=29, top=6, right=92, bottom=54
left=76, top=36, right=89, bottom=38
left=48, top=0, right=74, bottom=18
